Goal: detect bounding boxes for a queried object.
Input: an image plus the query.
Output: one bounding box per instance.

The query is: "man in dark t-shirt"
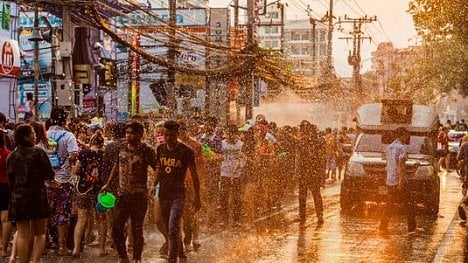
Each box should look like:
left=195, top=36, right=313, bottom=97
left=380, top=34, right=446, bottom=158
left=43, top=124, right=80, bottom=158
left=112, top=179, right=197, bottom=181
left=102, top=121, right=157, bottom=263
left=296, top=121, right=325, bottom=225
left=154, top=120, right=201, bottom=263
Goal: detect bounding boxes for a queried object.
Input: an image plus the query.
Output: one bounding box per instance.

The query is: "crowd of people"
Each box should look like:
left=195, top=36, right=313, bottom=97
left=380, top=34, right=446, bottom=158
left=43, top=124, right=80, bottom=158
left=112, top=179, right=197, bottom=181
left=0, top=109, right=357, bottom=263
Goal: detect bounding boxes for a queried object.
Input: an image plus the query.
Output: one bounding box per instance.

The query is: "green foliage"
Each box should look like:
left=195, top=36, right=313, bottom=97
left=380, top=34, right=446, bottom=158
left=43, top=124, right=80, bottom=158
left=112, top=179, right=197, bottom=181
left=407, top=0, right=468, bottom=97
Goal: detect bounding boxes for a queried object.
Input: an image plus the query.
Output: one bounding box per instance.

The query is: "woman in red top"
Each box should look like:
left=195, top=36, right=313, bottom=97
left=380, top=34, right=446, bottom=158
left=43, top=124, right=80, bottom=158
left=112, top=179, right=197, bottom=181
left=0, top=130, right=11, bottom=257
left=438, top=127, right=451, bottom=172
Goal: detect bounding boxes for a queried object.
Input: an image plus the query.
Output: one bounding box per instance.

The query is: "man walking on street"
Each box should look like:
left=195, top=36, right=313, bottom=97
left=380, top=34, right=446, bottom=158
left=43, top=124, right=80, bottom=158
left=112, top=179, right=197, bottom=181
left=101, top=121, right=158, bottom=263
left=47, top=107, right=79, bottom=256
left=296, top=121, right=325, bottom=225
left=154, top=120, right=201, bottom=263
left=380, top=127, right=423, bottom=234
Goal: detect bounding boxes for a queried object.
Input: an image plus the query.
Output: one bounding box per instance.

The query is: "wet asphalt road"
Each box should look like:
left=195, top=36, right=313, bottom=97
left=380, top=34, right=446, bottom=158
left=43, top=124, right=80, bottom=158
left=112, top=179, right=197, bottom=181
left=8, top=170, right=466, bottom=263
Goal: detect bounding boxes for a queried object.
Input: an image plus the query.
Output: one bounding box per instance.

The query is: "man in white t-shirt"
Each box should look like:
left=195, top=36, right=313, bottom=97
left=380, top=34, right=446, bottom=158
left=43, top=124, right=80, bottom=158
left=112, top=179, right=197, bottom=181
left=220, top=125, right=244, bottom=226
left=46, top=107, right=79, bottom=255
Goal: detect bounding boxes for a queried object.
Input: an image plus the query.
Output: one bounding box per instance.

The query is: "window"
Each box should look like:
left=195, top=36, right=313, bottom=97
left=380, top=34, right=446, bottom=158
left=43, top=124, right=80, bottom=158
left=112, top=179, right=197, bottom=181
left=301, top=33, right=311, bottom=41
left=319, top=44, right=326, bottom=56
left=266, top=12, right=279, bottom=19
left=319, top=31, right=326, bottom=42
left=291, top=31, right=301, bottom=41
left=265, top=26, right=279, bottom=34
left=291, top=44, right=300, bottom=55
left=356, top=134, right=425, bottom=154
left=271, top=41, right=279, bottom=48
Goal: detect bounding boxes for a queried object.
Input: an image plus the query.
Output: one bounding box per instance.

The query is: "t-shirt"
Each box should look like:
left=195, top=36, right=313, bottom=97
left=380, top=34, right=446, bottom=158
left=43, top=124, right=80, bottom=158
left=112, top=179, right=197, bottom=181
left=437, top=131, right=449, bottom=150
left=77, top=149, right=104, bottom=193
left=117, top=143, right=157, bottom=194
left=0, top=148, right=11, bottom=184
left=47, top=126, right=79, bottom=182
left=296, top=135, right=326, bottom=175
left=197, top=133, right=223, bottom=154
left=156, top=142, right=195, bottom=200
left=325, top=134, right=338, bottom=155
left=220, top=139, right=244, bottom=178
left=385, top=139, right=407, bottom=186
left=102, top=139, right=125, bottom=190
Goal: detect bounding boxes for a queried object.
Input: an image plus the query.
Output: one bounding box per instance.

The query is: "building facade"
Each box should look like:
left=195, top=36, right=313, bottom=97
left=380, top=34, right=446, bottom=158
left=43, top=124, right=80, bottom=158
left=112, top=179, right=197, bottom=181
left=145, top=0, right=208, bottom=8
left=257, top=4, right=283, bottom=52
left=0, top=2, right=19, bottom=121
left=371, top=42, right=419, bottom=97
left=284, top=19, right=327, bottom=77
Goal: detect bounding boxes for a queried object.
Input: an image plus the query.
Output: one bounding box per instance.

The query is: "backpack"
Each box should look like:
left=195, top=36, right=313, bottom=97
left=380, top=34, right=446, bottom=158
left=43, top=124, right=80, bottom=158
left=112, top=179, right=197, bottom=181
left=47, top=132, right=67, bottom=168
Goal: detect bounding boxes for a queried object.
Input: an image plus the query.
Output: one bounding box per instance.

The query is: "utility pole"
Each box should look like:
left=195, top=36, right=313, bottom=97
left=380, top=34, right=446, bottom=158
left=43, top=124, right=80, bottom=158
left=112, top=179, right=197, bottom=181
left=338, top=15, right=376, bottom=95
left=127, top=33, right=133, bottom=115
left=245, top=0, right=255, bottom=121
left=167, top=0, right=177, bottom=116
left=32, top=7, right=39, bottom=118
left=233, top=0, right=241, bottom=125
left=278, top=3, right=285, bottom=53
left=62, top=6, right=74, bottom=116
left=325, top=0, right=334, bottom=79
left=309, top=0, right=335, bottom=84
left=309, top=17, right=323, bottom=76
left=306, top=6, right=325, bottom=77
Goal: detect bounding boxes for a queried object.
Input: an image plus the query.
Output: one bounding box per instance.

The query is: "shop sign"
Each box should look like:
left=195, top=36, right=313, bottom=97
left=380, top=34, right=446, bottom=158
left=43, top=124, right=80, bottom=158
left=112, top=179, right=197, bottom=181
left=0, top=38, right=20, bottom=77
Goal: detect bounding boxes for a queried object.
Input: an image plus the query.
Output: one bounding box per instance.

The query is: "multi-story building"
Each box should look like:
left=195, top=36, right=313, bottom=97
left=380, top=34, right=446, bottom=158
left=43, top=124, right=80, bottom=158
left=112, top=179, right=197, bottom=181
left=257, top=4, right=284, bottom=52
left=371, top=42, right=419, bottom=96
left=145, top=0, right=208, bottom=8
left=284, top=19, right=327, bottom=77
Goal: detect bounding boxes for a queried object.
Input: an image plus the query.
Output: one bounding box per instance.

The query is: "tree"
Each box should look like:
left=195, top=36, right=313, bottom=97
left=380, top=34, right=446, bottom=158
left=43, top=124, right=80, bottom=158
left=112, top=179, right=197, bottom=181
left=407, top=0, right=468, bottom=97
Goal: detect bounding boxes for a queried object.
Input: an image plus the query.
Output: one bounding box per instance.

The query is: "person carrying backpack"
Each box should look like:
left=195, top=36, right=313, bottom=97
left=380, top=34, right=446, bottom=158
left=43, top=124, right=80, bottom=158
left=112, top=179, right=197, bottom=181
left=46, top=107, right=79, bottom=256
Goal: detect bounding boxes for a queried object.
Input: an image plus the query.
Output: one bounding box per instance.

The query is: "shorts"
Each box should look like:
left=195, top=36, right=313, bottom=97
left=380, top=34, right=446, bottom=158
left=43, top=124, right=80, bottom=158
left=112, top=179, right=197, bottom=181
left=47, top=182, right=73, bottom=226
left=75, top=192, right=98, bottom=209
left=327, top=155, right=337, bottom=170
left=436, top=149, right=448, bottom=158
left=0, top=183, right=9, bottom=211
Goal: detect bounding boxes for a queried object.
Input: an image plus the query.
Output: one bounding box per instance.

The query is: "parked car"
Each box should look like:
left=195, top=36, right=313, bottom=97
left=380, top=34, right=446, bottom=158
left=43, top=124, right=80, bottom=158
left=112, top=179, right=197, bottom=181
left=340, top=100, right=440, bottom=214
left=447, top=130, right=468, bottom=169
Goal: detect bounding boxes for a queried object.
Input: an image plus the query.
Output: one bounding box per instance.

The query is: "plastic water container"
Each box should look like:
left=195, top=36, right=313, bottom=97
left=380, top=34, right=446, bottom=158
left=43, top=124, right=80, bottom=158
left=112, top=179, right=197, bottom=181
left=97, top=192, right=116, bottom=208
left=95, top=201, right=108, bottom=214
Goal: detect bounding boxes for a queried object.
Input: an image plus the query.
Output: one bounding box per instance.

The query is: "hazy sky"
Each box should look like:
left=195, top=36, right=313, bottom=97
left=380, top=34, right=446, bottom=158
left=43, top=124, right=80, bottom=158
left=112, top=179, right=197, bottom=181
left=208, top=0, right=419, bottom=77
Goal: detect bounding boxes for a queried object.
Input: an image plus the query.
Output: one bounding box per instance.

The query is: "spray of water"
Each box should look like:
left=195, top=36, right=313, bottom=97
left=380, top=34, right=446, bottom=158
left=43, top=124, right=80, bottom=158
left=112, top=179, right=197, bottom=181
left=253, top=90, right=352, bottom=130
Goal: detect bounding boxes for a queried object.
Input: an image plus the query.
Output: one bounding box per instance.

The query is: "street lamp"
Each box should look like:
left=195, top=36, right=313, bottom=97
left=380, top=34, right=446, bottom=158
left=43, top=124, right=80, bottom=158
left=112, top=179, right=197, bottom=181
left=28, top=6, right=43, bottom=120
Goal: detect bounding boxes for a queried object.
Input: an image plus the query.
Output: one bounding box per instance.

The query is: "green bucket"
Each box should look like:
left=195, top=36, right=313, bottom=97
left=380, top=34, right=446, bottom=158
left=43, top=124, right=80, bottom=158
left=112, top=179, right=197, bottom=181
left=97, top=192, right=116, bottom=209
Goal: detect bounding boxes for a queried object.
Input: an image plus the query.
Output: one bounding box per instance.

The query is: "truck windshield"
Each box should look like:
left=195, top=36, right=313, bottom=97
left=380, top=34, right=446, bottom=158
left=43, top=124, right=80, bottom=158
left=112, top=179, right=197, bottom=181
left=355, top=134, right=428, bottom=154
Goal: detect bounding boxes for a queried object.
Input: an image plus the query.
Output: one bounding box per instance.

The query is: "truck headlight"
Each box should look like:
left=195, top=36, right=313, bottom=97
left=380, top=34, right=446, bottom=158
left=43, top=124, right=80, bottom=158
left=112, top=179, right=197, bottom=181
left=348, top=162, right=366, bottom=177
